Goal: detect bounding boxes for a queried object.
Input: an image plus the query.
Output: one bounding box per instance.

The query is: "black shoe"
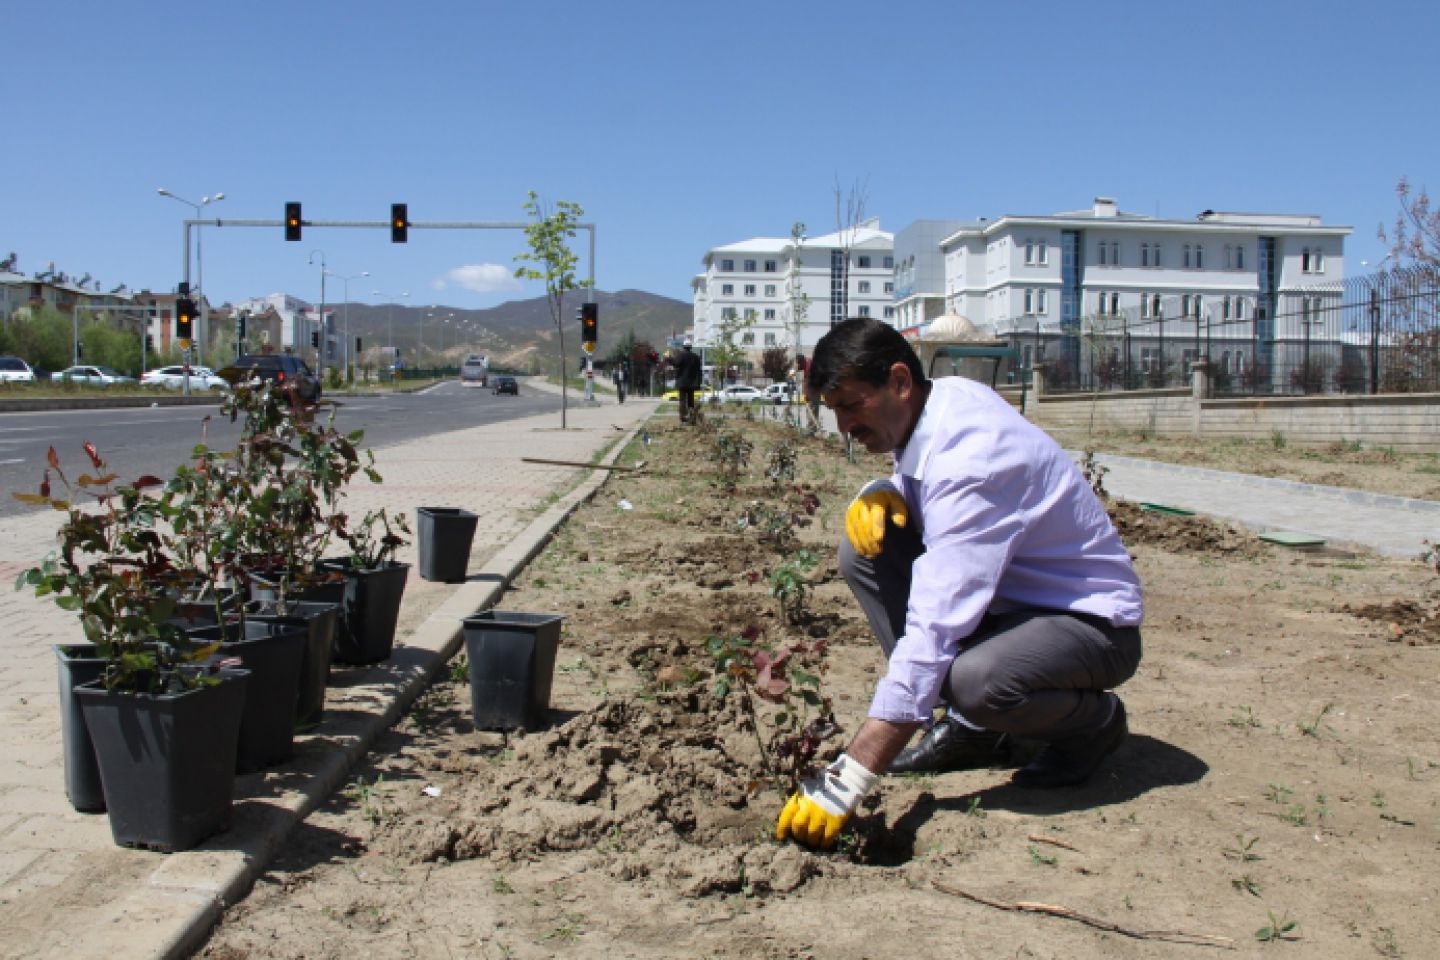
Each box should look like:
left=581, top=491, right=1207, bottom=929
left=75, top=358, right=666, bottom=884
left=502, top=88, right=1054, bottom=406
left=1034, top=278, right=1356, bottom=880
left=889, top=716, right=1009, bottom=774
left=1011, top=698, right=1128, bottom=789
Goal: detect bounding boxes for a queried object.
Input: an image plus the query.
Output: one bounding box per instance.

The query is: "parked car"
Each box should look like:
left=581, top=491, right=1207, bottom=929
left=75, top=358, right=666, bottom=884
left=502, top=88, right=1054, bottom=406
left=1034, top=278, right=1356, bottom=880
left=140, top=365, right=229, bottom=391
left=763, top=382, right=801, bottom=404
left=492, top=375, right=519, bottom=396
left=661, top=387, right=716, bottom=402
left=215, top=354, right=322, bottom=402
left=50, top=365, right=137, bottom=387
left=0, top=356, right=36, bottom=383
left=709, top=384, right=764, bottom=403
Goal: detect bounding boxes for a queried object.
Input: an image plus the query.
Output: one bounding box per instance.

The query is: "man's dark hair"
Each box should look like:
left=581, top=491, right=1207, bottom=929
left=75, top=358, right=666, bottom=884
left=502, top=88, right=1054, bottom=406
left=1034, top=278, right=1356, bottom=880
left=808, top=318, right=926, bottom=393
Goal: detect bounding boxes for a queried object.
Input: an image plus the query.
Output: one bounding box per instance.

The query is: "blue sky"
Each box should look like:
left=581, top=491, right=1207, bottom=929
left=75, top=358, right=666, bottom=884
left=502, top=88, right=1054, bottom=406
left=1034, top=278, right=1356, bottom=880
left=6, top=0, right=1437, bottom=312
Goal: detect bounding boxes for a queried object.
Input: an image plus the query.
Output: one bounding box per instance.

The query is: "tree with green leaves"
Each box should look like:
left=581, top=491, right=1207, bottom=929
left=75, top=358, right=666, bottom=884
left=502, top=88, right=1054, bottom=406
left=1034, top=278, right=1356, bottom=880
left=1381, top=176, right=1440, bottom=269
left=785, top=221, right=811, bottom=351
left=708, top=308, right=757, bottom=383
left=514, top=192, right=592, bottom=427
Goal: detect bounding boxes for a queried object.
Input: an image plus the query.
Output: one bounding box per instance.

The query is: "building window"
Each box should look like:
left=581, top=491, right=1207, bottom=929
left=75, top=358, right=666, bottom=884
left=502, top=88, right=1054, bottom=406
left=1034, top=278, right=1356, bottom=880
left=1183, top=244, right=1193, bottom=268
left=858, top=305, right=871, bottom=317
left=883, top=256, right=894, bottom=268
left=721, top=283, right=734, bottom=295
left=764, top=284, right=776, bottom=297
left=1236, top=246, right=1245, bottom=270
left=1194, top=293, right=1203, bottom=318
left=764, top=260, right=778, bottom=272
left=722, top=307, right=737, bottom=321
left=883, top=281, right=894, bottom=294
left=1182, top=294, right=1191, bottom=317
left=1302, top=248, right=1325, bottom=274
left=1098, top=240, right=1121, bottom=266
left=764, top=332, right=776, bottom=345
left=1024, top=289, right=1034, bottom=314
left=1234, top=296, right=1245, bottom=318
left=741, top=332, right=755, bottom=345
left=744, top=259, right=757, bottom=272
left=1024, top=288, right=1048, bottom=315
left=1098, top=242, right=1109, bottom=266
left=1024, top=240, right=1049, bottom=266
left=858, top=280, right=871, bottom=294
left=1195, top=244, right=1204, bottom=269
left=883, top=306, right=895, bottom=318
left=744, top=284, right=756, bottom=296
left=764, top=308, right=776, bottom=321
left=720, top=259, right=734, bottom=272
left=1140, top=347, right=1160, bottom=372
left=856, top=255, right=872, bottom=269
left=1226, top=244, right=1246, bottom=270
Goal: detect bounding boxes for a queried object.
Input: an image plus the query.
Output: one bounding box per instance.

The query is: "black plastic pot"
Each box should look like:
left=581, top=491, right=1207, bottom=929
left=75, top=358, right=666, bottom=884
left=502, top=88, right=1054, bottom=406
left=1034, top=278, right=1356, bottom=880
left=461, top=611, right=563, bottom=731
left=246, top=600, right=339, bottom=729
left=416, top=507, right=479, bottom=583
left=320, top=560, right=411, bottom=665
left=189, top=620, right=308, bottom=772
left=55, top=644, right=106, bottom=813
left=75, top=668, right=248, bottom=852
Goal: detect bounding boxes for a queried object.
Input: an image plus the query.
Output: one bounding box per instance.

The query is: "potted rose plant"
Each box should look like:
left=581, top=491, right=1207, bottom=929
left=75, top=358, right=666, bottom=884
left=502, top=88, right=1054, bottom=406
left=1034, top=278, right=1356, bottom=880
left=14, top=443, right=247, bottom=851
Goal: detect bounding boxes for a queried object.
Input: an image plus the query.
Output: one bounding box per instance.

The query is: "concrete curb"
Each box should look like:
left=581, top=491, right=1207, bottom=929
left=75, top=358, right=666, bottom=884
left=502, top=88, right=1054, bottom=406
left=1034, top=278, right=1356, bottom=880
left=1089, top=451, right=1440, bottom=514
left=149, top=416, right=649, bottom=960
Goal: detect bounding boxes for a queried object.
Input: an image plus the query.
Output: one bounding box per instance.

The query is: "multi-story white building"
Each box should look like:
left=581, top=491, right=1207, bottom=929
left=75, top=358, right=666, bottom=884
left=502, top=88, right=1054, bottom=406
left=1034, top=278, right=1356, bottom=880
left=920, top=198, right=1351, bottom=390
left=692, top=221, right=895, bottom=363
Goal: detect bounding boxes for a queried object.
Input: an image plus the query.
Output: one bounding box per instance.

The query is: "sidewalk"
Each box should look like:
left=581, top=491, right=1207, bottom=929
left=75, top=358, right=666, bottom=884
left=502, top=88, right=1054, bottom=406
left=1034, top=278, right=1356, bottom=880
left=0, top=384, right=657, bottom=960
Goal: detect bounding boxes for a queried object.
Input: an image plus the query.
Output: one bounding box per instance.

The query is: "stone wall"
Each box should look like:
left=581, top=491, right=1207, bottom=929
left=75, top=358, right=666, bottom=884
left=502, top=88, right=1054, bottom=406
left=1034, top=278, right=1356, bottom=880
left=1023, top=364, right=1440, bottom=452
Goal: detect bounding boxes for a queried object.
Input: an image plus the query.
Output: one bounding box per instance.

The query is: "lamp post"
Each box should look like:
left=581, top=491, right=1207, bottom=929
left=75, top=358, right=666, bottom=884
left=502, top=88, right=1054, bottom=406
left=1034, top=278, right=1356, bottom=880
left=372, top=289, right=409, bottom=377
left=307, top=250, right=327, bottom=370
left=325, top=268, right=369, bottom=383
left=156, top=188, right=223, bottom=371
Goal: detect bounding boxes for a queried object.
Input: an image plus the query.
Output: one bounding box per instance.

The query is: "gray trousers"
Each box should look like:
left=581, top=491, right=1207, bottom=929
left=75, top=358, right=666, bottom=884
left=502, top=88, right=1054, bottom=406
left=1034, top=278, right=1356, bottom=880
left=839, top=523, right=1142, bottom=741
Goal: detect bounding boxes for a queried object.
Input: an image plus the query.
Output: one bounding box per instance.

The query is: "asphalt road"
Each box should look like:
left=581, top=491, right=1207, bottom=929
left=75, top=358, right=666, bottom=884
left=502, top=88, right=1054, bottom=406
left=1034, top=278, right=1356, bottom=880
left=0, top=380, right=563, bottom=518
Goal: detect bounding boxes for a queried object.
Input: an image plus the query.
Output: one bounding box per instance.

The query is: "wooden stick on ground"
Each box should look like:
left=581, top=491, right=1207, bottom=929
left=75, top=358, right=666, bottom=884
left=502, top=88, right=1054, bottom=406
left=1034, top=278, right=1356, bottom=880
left=1027, top=833, right=1082, bottom=852
left=520, top=457, right=646, bottom=472
left=932, top=881, right=1235, bottom=950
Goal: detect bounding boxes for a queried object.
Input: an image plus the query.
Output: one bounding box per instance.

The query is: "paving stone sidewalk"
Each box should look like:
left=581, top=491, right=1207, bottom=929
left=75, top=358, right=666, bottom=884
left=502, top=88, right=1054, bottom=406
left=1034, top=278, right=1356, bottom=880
left=0, top=385, right=655, bottom=960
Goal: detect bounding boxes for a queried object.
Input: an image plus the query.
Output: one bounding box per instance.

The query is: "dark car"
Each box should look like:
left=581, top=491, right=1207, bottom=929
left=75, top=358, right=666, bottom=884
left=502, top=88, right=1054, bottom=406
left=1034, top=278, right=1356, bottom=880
left=215, top=354, right=322, bottom=402
left=492, top=376, right=518, bottom=396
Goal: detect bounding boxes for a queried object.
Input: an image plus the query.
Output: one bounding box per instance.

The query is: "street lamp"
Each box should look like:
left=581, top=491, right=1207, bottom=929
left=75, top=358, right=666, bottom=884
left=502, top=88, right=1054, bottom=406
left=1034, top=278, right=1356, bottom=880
left=157, top=188, right=223, bottom=386
left=307, top=250, right=326, bottom=369
left=325, top=268, right=369, bottom=383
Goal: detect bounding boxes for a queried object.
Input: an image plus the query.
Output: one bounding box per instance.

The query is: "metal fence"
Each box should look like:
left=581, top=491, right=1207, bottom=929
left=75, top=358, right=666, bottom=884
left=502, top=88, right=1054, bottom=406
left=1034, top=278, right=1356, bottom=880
left=1024, top=264, right=1440, bottom=396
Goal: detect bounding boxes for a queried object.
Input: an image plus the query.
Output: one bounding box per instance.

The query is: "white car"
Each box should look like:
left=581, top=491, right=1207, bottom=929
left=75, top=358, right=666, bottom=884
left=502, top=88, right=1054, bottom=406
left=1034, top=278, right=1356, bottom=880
left=51, top=365, right=137, bottom=387
left=762, top=382, right=801, bottom=404
left=0, top=356, right=36, bottom=383
left=709, top=384, right=764, bottom=403
left=140, top=365, right=229, bottom=390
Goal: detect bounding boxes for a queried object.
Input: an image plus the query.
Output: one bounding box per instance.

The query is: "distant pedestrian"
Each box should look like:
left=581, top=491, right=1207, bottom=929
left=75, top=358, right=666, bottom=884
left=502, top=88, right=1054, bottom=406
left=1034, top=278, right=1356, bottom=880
left=612, top=365, right=626, bottom=403
left=674, top=339, right=702, bottom=423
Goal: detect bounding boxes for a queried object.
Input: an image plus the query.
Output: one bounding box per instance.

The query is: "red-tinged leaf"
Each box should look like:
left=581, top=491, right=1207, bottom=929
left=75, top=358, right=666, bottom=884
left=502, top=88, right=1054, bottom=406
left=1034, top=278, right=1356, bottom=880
left=39, top=470, right=50, bottom=498
left=133, top=475, right=164, bottom=490
left=13, top=492, right=49, bottom=505
left=84, top=441, right=102, bottom=469
left=47, top=446, right=60, bottom=470
left=754, top=648, right=792, bottom=701
left=92, top=473, right=117, bottom=486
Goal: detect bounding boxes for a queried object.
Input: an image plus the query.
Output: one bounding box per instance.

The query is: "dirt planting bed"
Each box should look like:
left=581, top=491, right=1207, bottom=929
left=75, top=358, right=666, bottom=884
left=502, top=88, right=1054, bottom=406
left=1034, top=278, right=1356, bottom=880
left=201, top=412, right=1440, bottom=959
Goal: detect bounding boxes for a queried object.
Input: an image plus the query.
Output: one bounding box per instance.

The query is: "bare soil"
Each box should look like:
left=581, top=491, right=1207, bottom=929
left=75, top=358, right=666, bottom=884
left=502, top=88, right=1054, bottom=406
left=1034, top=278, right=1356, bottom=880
left=200, top=412, right=1440, bottom=959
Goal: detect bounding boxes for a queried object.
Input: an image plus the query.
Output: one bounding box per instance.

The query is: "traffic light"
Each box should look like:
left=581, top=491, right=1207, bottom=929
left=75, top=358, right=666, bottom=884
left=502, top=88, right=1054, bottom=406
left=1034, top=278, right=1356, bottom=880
left=391, top=203, right=408, bottom=243
left=236, top=311, right=248, bottom=339
left=581, top=302, right=598, bottom=347
left=355, top=336, right=363, bottom=354
left=76, top=341, right=83, bottom=359
left=145, top=334, right=154, bottom=351
left=310, top=330, right=320, bottom=349
left=285, top=202, right=302, bottom=241
left=176, top=298, right=195, bottom=339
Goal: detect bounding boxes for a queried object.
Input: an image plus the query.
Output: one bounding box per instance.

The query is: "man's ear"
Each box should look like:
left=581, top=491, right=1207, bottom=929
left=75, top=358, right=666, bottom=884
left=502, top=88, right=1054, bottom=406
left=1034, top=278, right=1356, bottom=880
left=891, top=361, right=915, bottom=399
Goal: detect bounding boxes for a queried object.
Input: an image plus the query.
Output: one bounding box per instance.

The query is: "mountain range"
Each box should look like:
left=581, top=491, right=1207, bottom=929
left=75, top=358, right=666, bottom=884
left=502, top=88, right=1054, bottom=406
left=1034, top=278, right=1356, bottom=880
left=319, top=289, right=691, bottom=370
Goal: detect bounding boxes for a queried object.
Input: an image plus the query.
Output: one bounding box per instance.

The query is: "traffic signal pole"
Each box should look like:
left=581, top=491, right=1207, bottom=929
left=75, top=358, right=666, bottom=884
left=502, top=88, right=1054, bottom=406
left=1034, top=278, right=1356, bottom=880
left=174, top=214, right=597, bottom=383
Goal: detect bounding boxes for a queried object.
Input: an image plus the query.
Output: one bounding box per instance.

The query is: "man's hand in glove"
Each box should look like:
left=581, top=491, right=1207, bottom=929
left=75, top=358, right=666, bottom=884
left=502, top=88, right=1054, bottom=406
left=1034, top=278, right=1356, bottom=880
left=845, top=486, right=908, bottom=558
left=775, top=754, right=878, bottom=849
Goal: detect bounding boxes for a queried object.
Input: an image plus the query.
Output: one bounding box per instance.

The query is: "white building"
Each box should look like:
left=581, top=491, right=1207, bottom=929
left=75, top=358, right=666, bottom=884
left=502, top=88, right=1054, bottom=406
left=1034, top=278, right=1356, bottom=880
left=231, top=293, right=325, bottom=352
left=692, top=221, right=895, bottom=363
left=922, top=198, right=1351, bottom=390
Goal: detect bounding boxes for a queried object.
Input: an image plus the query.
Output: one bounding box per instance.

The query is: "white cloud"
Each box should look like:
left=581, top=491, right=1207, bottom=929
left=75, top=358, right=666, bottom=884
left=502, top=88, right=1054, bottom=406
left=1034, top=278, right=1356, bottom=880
left=435, top=263, right=522, bottom=295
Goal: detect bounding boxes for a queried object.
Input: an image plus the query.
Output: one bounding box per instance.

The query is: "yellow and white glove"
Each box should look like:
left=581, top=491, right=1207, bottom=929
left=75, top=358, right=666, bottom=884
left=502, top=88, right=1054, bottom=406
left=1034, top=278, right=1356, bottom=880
left=775, top=754, right=879, bottom=849
left=844, top=484, right=908, bottom=558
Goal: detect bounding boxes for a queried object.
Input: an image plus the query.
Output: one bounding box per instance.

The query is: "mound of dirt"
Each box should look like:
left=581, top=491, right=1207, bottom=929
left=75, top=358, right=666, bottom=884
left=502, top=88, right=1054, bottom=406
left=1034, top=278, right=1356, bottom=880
left=1107, top=498, right=1271, bottom=558
left=1341, top=598, right=1440, bottom=645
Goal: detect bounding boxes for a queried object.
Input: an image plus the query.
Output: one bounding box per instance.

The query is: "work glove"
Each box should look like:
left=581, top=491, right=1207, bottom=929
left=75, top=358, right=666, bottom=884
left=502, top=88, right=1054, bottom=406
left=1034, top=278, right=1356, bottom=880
left=775, top=754, right=878, bottom=850
left=845, top=484, right=908, bottom=558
